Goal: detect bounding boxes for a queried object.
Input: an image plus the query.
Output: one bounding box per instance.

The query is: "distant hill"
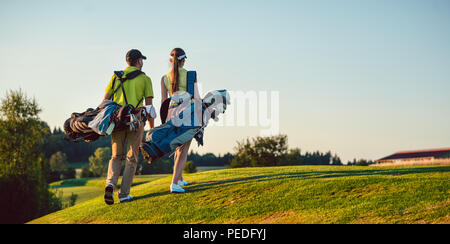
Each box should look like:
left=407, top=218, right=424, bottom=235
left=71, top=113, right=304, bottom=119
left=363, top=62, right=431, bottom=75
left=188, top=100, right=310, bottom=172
left=29, top=165, right=450, bottom=224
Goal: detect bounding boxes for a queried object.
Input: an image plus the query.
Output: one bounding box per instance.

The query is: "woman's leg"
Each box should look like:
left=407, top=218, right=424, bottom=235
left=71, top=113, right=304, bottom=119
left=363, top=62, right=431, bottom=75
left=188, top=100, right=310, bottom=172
left=171, top=139, right=192, bottom=185
left=178, top=139, right=192, bottom=182
left=171, top=148, right=182, bottom=184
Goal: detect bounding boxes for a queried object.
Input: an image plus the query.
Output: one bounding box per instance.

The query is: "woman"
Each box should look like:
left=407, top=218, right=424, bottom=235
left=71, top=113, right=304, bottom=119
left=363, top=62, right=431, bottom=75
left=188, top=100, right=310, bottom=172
left=161, top=48, right=200, bottom=193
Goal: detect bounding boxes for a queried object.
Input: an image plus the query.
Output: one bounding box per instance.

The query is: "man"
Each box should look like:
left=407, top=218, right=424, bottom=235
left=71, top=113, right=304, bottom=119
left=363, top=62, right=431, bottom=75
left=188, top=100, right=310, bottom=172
left=103, top=49, right=154, bottom=204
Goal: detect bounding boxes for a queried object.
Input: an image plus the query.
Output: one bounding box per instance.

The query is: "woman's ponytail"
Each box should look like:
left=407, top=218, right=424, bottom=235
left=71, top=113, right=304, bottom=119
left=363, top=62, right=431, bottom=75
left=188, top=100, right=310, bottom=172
left=170, top=48, right=186, bottom=95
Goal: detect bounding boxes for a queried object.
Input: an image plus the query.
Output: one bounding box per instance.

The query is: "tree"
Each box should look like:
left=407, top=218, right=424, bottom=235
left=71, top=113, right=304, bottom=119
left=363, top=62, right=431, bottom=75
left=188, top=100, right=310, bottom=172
left=0, top=89, right=61, bottom=223
left=88, top=147, right=111, bottom=177
left=140, top=156, right=173, bottom=175
left=49, top=151, right=69, bottom=173
left=48, top=151, right=75, bottom=180
left=331, top=154, right=343, bottom=165
left=230, top=135, right=342, bottom=168
left=347, top=159, right=374, bottom=166
left=187, top=151, right=233, bottom=167
left=231, top=135, right=288, bottom=168
left=61, top=167, right=76, bottom=180
left=183, top=161, right=197, bottom=173
left=67, top=193, right=78, bottom=208
left=283, top=148, right=302, bottom=165
left=80, top=164, right=94, bottom=178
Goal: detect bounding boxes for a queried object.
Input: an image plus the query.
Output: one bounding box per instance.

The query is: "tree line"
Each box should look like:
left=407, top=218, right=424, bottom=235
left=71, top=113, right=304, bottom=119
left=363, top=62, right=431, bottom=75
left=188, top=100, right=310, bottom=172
left=230, top=135, right=343, bottom=168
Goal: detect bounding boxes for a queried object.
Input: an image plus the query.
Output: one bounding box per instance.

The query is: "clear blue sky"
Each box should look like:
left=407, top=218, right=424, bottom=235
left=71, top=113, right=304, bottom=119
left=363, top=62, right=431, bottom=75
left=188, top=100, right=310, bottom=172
left=1, top=0, right=449, bottom=162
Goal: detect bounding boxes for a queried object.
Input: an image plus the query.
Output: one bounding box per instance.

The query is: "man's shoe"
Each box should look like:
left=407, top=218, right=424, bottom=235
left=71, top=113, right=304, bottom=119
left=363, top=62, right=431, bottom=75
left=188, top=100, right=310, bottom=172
left=104, top=184, right=114, bottom=205
left=119, top=195, right=134, bottom=203
left=170, top=183, right=185, bottom=193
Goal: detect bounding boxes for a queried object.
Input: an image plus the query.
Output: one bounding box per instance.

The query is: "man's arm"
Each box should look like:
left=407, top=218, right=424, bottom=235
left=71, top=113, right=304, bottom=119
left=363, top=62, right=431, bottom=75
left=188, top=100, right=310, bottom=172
left=104, top=74, right=116, bottom=102
left=103, top=92, right=112, bottom=101
left=145, top=97, right=155, bottom=129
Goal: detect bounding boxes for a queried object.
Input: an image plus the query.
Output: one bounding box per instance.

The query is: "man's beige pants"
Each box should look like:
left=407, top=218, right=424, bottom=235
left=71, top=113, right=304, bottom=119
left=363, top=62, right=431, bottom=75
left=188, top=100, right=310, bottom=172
left=106, top=123, right=144, bottom=199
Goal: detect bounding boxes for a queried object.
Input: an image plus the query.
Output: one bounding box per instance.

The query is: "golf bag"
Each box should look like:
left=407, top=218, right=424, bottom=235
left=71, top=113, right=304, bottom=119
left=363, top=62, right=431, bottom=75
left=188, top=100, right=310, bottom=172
left=140, top=89, right=230, bottom=162
left=63, top=70, right=154, bottom=142
left=64, top=100, right=118, bottom=143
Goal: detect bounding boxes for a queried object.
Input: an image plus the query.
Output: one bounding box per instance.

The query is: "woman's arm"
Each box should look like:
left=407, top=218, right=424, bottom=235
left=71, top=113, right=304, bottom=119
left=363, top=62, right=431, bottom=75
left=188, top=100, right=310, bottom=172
left=161, top=76, right=168, bottom=104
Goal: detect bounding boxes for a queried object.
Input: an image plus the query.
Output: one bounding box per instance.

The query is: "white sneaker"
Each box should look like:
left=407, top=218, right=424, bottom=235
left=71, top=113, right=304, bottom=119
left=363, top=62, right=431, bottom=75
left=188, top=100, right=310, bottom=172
left=170, top=183, right=185, bottom=193
left=177, top=179, right=188, bottom=187
left=119, top=195, right=134, bottom=203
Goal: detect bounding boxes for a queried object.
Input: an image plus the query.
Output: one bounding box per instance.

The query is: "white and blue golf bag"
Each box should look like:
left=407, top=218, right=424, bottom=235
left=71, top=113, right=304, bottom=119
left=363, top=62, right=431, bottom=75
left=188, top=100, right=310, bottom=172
left=139, top=71, right=230, bottom=162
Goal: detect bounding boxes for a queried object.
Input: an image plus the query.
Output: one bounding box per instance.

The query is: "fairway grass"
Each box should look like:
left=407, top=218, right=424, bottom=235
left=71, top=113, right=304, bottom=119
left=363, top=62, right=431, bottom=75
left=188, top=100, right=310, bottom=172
left=30, top=165, right=450, bottom=224
left=50, top=175, right=168, bottom=207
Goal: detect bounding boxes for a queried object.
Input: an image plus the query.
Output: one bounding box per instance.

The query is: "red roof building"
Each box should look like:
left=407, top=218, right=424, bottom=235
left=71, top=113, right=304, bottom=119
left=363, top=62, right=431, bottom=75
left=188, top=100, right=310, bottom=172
left=376, top=148, right=450, bottom=166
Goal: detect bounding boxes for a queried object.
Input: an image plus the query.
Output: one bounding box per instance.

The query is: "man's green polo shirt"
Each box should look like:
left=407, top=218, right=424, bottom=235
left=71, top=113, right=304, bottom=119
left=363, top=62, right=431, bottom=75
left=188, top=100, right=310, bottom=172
left=105, top=66, right=154, bottom=107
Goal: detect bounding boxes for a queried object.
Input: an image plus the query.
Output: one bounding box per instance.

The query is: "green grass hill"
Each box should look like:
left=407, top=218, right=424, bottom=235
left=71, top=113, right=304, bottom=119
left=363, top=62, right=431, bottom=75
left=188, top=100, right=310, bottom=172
left=29, top=165, right=449, bottom=224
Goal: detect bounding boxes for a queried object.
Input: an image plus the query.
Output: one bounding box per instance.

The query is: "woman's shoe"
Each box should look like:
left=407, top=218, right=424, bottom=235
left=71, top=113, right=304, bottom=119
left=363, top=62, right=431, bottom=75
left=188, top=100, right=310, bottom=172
left=119, top=195, right=134, bottom=203
left=178, top=179, right=188, bottom=187
left=170, top=183, right=185, bottom=193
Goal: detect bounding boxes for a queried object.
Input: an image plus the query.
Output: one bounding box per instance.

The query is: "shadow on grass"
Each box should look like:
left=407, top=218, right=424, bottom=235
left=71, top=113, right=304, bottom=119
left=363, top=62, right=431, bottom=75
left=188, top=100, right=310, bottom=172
left=184, top=166, right=450, bottom=193
left=134, top=191, right=171, bottom=201
left=52, top=180, right=151, bottom=189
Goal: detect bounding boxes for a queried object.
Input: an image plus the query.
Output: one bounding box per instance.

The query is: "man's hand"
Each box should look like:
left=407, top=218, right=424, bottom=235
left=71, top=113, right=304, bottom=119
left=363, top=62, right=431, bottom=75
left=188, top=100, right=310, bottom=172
left=145, top=97, right=155, bottom=129
left=148, top=118, right=155, bottom=129
left=103, top=92, right=112, bottom=101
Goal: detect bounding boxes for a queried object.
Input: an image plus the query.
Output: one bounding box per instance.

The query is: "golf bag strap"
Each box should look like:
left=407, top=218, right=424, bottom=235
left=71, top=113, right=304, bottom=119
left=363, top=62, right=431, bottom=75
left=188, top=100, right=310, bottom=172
left=159, top=71, right=196, bottom=124
left=112, top=70, right=144, bottom=106
left=111, top=73, right=120, bottom=101
left=186, top=71, right=197, bottom=98
left=136, top=97, right=144, bottom=108
left=115, top=71, right=129, bottom=105
left=114, top=85, right=144, bottom=108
